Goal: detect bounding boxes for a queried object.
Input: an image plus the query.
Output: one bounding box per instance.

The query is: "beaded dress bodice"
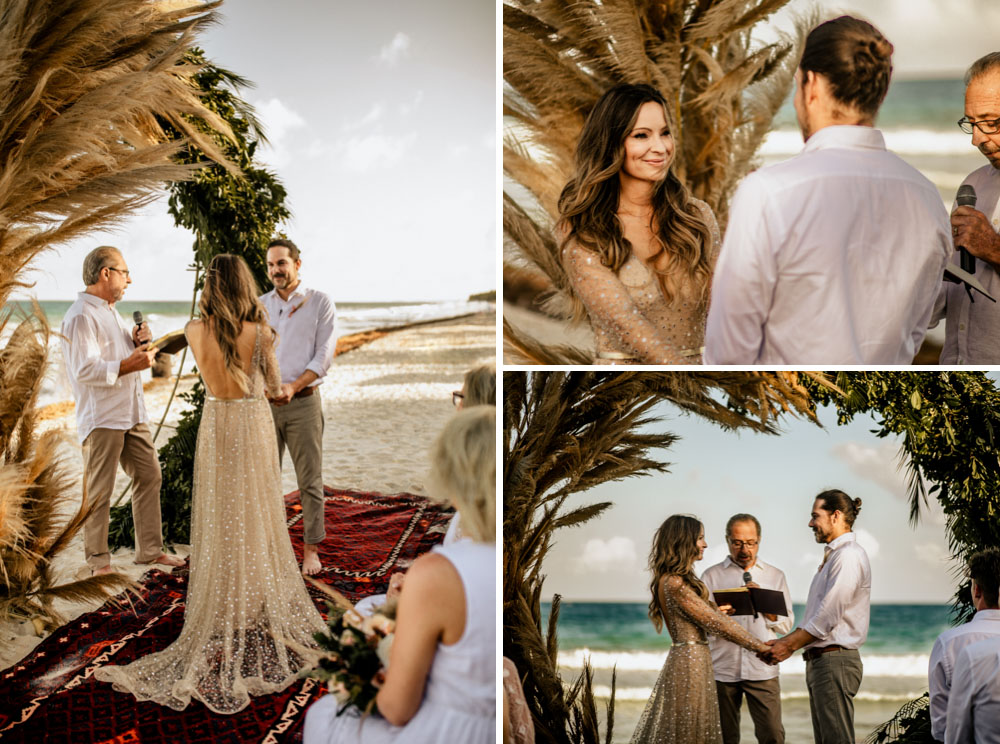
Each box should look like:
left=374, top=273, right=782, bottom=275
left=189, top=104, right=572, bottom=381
left=563, top=198, right=722, bottom=365
left=629, top=575, right=768, bottom=743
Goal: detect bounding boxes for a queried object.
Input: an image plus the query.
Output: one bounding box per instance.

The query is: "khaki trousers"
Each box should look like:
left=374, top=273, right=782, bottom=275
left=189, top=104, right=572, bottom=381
left=806, top=649, right=863, bottom=744
left=270, top=393, right=326, bottom=544
left=81, top=423, right=164, bottom=570
left=716, top=678, right=785, bottom=744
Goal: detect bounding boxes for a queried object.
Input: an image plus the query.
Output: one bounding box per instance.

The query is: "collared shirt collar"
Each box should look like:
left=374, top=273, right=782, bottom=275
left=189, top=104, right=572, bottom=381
left=78, top=290, right=112, bottom=309
left=803, top=125, right=886, bottom=155
left=264, top=283, right=308, bottom=305
left=722, top=555, right=770, bottom=572
left=827, top=531, right=857, bottom=552
left=973, top=609, right=1000, bottom=621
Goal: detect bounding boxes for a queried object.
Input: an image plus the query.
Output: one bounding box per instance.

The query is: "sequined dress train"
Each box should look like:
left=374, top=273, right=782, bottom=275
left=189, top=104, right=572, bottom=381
left=94, top=325, right=327, bottom=714
left=630, top=575, right=769, bottom=743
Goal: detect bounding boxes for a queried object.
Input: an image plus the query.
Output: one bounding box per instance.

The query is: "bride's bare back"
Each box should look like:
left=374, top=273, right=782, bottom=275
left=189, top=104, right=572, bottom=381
left=185, top=319, right=279, bottom=399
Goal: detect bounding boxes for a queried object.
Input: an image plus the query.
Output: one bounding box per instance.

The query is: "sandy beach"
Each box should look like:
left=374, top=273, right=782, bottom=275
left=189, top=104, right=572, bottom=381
left=0, top=310, right=495, bottom=672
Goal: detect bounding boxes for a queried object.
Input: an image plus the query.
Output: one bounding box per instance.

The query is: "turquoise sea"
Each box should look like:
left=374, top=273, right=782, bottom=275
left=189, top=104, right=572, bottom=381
left=764, top=77, right=982, bottom=204
left=542, top=601, right=952, bottom=743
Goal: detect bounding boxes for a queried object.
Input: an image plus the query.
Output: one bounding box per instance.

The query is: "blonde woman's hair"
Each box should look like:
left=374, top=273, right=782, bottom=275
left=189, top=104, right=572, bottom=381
left=647, top=514, right=709, bottom=632
left=427, top=406, right=495, bottom=543
left=463, top=363, right=496, bottom=406
left=198, top=254, right=268, bottom=393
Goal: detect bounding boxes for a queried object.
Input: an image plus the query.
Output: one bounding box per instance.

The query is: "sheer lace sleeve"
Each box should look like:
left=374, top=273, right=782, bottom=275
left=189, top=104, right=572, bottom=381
left=562, top=240, right=683, bottom=364
left=503, top=657, right=535, bottom=744
left=259, top=324, right=282, bottom=398
left=662, top=576, right=768, bottom=654
left=692, top=198, right=722, bottom=263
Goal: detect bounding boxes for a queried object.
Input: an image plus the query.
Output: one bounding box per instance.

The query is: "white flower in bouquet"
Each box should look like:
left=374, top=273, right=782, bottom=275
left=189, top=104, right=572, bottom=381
left=376, top=633, right=394, bottom=669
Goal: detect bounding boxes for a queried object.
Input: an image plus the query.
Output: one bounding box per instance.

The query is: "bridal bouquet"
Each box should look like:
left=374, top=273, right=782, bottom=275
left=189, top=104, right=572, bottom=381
left=304, top=583, right=396, bottom=717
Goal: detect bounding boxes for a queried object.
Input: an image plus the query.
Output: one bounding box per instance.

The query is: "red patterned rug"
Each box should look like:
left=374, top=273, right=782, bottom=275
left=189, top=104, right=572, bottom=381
left=0, top=487, right=451, bottom=743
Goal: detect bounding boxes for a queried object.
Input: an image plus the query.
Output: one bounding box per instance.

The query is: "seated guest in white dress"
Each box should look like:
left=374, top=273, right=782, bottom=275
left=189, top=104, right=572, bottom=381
left=304, top=405, right=496, bottom=743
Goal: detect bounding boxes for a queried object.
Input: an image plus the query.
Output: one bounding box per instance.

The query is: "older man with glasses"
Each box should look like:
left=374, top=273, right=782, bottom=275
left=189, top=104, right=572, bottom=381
left=932, top=52, right=1000, bottom=364
left=701, top=514, right=794, bottom=744
left=60, top=245, right=184, bottom=576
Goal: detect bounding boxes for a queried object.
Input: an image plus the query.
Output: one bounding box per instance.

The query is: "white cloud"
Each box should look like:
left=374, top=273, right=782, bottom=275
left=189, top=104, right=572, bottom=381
left=400, top=90, right=424, bottom=116
left=831, top=440, right=908, bottom=497
left=378, top=32, right=411, bottom=66
left=340, top=132, right=417, bottom=173
left=252, top=97, right=306, bottom=168
left=913, top=542, right=950, bottom=568
left=855, top=528, right=881, bottom=559
left=578, top=537, right=638, bottom=573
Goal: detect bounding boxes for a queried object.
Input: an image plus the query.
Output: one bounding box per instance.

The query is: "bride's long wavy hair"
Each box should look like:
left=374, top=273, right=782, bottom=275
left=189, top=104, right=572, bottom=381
left=198, top=253, right=268, bottom=393
left=557, top=83, right=714, bottom=320
left=647, top=514, right=709, bottom=632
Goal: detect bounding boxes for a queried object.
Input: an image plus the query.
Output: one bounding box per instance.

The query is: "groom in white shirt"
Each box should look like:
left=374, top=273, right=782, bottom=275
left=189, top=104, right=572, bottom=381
left=704, top=16, right=951, bottom=364
left=702, top=514, right=793, bottom=744
left=261, top=238, right=336, bottom=576
left=763, top=490, right=871, bottom=744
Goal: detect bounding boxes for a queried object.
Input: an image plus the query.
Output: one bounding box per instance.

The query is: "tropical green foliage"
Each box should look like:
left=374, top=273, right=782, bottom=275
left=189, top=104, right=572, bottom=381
left=503, top=371, right=818, bottom=743
left=805, top=372, right=1000, bottom=623
left=108, top=47, right=290, bottom=549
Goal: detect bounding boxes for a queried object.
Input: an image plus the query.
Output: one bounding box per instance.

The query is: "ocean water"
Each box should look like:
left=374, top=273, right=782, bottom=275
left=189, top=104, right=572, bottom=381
left=761, top=78, right=983, bottom=202
left=541, top=601, right=952, bottom=743
left=2, top=298, right=493, bottom=408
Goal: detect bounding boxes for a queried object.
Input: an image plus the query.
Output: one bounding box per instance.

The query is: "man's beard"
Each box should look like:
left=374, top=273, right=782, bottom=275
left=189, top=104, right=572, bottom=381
left=981, top=143, right=1000, bottom=169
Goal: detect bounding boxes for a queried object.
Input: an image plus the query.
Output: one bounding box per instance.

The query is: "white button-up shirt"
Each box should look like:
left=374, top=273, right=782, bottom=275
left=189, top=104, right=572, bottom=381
left=259, top=284, right=336, bottom=386
left=932, top=164, right=1000, bottom=364
left=945, top=635, right=1000, bottom=744
left=705, top=125, right=951, bottom=364
left=701, top=556, right=794, bottom=682
left=801, top=531, right=871, bottom=651
left=60, top=292, right=147, bottom=443
left=930, top=609, right=1000, bottom=741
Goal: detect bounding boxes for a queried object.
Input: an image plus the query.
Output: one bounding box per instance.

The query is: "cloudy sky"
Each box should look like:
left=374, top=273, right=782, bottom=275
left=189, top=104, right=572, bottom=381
left=762, top=0, right=1000, bottom=77
left=541, top=389, right=959, bottom=604
left=21, top=0, right=494, bottom=302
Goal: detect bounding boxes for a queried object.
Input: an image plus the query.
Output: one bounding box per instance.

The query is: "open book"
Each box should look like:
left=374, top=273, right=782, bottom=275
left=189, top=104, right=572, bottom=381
left=148, top=329, right=188, bottom=355
left=711, top=587, right=788, bottom=618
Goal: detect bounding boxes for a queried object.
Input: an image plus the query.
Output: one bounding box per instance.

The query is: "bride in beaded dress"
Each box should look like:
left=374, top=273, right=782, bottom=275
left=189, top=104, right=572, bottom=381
left=559, top=83, right=721, bottom=364
left=632, top=515, right=769, bottom=744
left=95, top=254, right=327, bottom=714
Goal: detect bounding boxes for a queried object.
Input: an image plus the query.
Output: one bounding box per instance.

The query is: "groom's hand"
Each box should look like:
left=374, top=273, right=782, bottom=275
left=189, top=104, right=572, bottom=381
left=766, top=637, right=794, bottom=664
left=270, top=383, right=295, bottom=406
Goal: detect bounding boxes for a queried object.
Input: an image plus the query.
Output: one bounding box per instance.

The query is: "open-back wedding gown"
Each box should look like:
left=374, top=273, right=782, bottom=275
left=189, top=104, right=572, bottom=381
left=95, top=323, right=327, bottom=714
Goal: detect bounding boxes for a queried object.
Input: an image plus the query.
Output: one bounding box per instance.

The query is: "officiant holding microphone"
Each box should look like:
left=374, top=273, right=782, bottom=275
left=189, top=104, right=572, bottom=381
left=701, top=514, right=793, bottom=744
left=932, top=52, right=1000, bottom=363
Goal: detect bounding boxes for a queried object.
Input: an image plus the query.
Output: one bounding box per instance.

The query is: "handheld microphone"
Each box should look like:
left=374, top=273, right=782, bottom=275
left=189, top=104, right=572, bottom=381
left=743, top=571, right=752, bottom=585
left=133, top=310, right=144, bottom=326
left=956, top=184, right=978, bottom=274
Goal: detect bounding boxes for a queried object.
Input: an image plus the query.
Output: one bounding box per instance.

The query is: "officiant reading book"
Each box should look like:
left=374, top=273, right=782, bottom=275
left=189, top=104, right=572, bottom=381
left=701, top=514, right=794, bottom=744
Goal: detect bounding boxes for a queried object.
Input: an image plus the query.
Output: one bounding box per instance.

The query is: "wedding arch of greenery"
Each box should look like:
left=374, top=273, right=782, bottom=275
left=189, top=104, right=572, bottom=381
left=504, top=371, right=1000, bottom=744
left=108, top=47, right=290, bottom=550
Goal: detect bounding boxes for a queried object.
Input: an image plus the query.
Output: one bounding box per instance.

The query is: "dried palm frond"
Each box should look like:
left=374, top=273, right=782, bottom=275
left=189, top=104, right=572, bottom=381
left=0, top=0, right=234, bottom=633
left=503, top=371, right=824, bottom=742
left=503, top=0, right=813, bottom=357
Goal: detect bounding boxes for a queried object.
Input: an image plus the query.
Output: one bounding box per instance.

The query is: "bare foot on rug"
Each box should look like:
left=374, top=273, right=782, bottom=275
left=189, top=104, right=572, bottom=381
left=151, top=553, right=185, bottom=568
left=92, top=565, right=115, bottom=576
left=302, top=543, right=323, bottom=576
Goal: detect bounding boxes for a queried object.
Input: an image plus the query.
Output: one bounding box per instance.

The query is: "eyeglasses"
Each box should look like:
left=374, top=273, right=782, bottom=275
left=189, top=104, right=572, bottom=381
left=452, top=391, right=465, bottom=407
left=728, top=539, right=759, bottom=549
left=958, top=116, right=1000, bottom=135
left=106, top=266, right=131, bottom=278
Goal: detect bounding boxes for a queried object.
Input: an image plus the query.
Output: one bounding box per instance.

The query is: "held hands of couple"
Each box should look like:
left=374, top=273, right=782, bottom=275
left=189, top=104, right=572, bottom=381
left=757, top=638, right=794, bottom=666
left=267, top=382, right=297, bottom=406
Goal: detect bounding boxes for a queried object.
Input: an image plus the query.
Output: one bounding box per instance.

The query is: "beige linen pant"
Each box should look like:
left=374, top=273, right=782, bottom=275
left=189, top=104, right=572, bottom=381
left=81, top=423, right=164, bottom=570
left=716, top=678, right=785, bottom=744
left=270, top=393, right=326, bottom=544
